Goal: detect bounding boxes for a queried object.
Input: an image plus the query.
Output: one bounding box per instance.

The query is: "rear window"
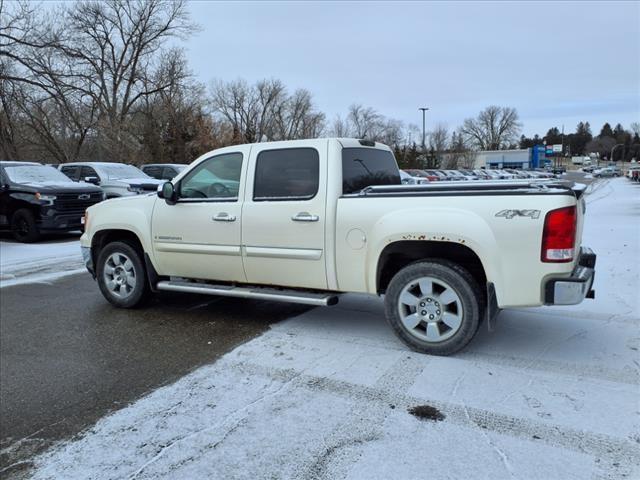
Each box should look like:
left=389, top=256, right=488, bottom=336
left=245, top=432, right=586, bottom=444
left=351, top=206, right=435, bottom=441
left=342, top=148, right=401, bottom=194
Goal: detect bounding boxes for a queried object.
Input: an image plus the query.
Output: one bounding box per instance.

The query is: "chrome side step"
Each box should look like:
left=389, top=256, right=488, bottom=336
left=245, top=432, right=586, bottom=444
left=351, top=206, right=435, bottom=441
left=156, top=280, right=340, bottom=306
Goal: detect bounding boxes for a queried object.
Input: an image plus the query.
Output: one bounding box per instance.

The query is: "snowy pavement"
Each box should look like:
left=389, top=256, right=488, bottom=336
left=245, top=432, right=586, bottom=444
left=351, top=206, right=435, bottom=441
left=21, top=179, right=640, bottom=479
left=0, top=237, right=83, bottom=288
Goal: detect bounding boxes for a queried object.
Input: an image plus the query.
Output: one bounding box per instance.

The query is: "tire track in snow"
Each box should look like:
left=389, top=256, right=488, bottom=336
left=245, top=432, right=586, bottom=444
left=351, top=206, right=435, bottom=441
left=228, top=361, right=640, bottom=479
left=297, top=354, right=427, bottom=480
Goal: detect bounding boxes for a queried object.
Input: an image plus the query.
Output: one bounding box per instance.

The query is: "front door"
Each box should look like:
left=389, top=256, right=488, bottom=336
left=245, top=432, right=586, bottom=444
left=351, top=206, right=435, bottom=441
left=241, top=142, right=328, bottom=290
left=151, top=150, right=247, bottom=282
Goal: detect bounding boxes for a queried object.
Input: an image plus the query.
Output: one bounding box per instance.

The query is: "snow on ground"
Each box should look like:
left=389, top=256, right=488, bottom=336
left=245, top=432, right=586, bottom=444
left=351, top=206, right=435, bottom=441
left=0, top=238, right=83, bottom=288
left=29, top=178, right=640, bottom=479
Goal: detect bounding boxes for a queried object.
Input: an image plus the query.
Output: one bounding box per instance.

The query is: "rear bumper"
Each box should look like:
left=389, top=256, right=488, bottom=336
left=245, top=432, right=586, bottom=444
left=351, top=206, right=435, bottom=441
left=544, top=247, right=596, bottom=305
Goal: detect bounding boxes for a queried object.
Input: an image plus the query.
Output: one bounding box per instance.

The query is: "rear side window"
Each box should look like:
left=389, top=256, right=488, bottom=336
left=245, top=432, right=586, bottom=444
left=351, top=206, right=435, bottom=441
left=143, top=166, right=162, bottom=179
left=342, top=148, right=401, bottom=194
left=60, top=165, right=80, bottom=181
left=253, top=148, right=319, bottom=201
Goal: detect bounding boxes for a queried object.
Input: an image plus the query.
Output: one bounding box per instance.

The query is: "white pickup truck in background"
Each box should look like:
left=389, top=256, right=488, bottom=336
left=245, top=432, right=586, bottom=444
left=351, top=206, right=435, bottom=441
left=80, top=138, right=596, bottom=355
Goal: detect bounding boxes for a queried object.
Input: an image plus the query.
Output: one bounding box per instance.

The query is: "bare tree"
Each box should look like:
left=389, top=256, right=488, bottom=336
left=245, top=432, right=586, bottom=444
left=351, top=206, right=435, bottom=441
left=210, top=78, right=324, bottom=143
left=630, top=122, right=640, bottom=137
left=460, top=105, right=522, bottom=151
left=347, top=104, right=383, bottom=139
left=1, top=0, right=195, bottom=162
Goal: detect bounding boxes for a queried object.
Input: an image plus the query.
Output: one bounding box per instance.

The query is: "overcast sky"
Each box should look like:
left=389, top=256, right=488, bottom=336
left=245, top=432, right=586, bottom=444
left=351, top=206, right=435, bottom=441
left=183, top=1, right=639, bottom=137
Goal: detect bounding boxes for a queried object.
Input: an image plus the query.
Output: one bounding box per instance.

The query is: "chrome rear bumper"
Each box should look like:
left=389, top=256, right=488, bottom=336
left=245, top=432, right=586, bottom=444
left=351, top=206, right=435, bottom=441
left=544, top=247, right=596, bottom=305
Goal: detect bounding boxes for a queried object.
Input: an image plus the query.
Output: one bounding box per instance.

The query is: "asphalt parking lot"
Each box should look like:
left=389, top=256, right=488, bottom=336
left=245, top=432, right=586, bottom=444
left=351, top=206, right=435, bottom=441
left=0, top=276, right=310, bottom=477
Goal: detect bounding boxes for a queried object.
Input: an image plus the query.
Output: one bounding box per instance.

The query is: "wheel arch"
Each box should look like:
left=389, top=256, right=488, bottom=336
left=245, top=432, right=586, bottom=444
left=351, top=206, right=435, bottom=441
left=376, top=240, right=488, bottom=296
left=91, top=229, right=145, bottom=265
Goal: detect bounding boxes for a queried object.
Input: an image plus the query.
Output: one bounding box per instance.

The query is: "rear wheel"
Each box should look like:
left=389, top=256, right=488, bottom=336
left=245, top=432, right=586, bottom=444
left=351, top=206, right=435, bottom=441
left=11, top=209, right=40, bottom=243
left=384, top=260, right=483, bottom=356
left=96, top=241, right=149, bottom=308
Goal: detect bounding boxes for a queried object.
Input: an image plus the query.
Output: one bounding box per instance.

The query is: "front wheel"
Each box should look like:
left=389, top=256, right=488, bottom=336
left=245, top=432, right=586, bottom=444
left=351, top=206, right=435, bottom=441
left=384, top=260, right=483, bottom=356
left=11, top=209, right=40, bottom=243
left=96, top=241, right=149, bottom=308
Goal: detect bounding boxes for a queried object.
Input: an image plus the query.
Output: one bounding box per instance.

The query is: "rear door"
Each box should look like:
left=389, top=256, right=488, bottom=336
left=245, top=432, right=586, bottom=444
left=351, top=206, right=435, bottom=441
left=241, top=140, right=328, bottom=290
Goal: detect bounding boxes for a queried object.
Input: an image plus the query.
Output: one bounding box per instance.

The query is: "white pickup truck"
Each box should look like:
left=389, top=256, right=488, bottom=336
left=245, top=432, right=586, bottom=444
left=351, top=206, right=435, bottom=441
left=80, top=138, right=596, bottom=355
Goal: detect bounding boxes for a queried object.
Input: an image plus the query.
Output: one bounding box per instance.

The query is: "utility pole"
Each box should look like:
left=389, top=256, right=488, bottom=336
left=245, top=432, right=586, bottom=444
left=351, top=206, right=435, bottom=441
left=419, top=107, right=429, bottom=151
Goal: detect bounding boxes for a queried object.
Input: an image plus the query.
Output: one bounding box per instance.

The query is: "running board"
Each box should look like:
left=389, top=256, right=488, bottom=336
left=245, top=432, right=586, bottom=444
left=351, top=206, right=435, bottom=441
left=156, top=280, right=339, bottom=306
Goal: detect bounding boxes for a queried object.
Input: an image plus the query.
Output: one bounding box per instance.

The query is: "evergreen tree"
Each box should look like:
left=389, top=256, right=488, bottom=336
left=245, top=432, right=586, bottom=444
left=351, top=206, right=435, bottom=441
left=599, top=123, right=614, bottom=138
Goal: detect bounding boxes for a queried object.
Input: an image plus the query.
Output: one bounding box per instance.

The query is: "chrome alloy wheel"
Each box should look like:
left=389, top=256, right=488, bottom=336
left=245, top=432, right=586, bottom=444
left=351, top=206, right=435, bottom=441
left=397, top=276, right=463, bottom=343
left=103, top=252, right=137, bottom=298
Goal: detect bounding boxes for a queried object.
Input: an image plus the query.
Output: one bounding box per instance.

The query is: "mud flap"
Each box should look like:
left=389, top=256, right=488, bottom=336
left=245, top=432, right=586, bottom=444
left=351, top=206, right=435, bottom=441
left=485, top=282, right=501, bottom=332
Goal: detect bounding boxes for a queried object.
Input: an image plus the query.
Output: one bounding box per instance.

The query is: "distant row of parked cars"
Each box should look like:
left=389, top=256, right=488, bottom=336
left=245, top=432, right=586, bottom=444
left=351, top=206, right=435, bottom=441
left=399, top=168, right=557, bottom=185
left=0, top=161, right=187, bottom=242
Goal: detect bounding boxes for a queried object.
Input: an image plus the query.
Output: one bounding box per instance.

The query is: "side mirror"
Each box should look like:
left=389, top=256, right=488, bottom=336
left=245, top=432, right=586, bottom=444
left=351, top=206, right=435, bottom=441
left=84, top=176, right=100, bottom=185
left=159, top=182, right=177, bottom=204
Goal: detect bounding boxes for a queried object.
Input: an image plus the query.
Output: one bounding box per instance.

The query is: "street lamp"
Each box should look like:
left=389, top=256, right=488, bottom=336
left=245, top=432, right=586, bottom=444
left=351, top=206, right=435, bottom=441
left=610, top=143, right=624, bottom=164
left=419, top=107, right=429, bottom=151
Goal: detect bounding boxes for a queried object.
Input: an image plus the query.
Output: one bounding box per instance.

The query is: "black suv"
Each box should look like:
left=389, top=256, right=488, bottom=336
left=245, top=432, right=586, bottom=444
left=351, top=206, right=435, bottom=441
left=0, top=161, right=104, bottom=242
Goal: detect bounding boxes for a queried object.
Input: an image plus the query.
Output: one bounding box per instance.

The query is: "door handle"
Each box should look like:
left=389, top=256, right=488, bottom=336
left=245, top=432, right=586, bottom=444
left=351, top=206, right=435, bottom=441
left=213, top=212, right=236, bottom=222
left=291, top=212, right=319, bottom=222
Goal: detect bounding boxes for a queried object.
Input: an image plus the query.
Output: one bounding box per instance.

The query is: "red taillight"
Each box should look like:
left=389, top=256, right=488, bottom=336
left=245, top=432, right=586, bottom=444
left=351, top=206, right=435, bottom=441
left=541, top=206, right=577, bottom=262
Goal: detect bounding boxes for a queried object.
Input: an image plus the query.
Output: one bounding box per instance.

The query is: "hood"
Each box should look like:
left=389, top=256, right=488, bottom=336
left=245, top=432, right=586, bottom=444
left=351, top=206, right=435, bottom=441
left=15, top=181, right=103, bottom=194
left=115, top=177, right=164, bottom=186
left=105, top=177, right=164, bottom=191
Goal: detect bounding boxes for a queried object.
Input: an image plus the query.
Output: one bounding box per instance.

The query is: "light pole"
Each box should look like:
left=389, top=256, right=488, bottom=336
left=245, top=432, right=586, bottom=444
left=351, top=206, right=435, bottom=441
left=610, top=143, right=624, bottom=164
left=419, top=107, right=429, bottom=151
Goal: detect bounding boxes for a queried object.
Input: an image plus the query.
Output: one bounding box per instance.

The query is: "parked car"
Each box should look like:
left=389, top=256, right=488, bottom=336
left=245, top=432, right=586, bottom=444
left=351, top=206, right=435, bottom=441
left=593, top=167, right=618, bottom=178
left=400, top=170, right=429, bottom=185
left=0, top=161, right=103, bottom=242
left=442, top=170, right=467, bottom=181
left=472, top=169, right=492, bottom=180
left=81, top=138, right=596, bottom=356
left=405, top=169, right=440, bottom=182
left=141, top=164, right=188, bottom=181
left=457, top=169, right=480, bottom=180
left=59, top=162, right=163, bottom=198
left=424, top=170, right=447, bottom=181
left=485, top=169, right=510, bottom=179
left=504, top=169, right=530, bottom=179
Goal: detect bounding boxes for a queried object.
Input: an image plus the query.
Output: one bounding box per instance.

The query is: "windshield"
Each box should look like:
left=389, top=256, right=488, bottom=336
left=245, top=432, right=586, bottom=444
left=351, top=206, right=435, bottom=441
left=4, top=165, right=74, bottom=184
left=99, top=164, right=150, bottom=180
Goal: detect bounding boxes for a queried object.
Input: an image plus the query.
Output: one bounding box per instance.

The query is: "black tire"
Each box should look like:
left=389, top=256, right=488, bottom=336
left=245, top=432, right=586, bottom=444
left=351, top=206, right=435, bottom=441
left=11, top=209, right=40, bottom=243
left=96, top=241, right=150, bottom=308
left=384, top=260, right=483, bottom=356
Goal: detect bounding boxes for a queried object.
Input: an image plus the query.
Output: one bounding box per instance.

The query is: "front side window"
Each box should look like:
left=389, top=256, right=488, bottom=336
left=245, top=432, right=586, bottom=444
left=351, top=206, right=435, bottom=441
left=342, top=148, right=401, bottom=194
left=81, top=166, right=99, bottom=180
left=179, top=153, right=242, bottom=200
left=253, top=148, right=319, bottom=201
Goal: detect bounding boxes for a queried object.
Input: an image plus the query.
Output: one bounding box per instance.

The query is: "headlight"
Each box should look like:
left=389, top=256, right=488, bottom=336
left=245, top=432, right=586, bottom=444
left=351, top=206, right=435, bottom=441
left=35, top=192, right=56, bottom=204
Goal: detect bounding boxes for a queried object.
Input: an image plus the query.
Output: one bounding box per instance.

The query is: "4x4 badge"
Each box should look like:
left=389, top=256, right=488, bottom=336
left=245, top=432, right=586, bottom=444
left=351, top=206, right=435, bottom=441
left=495, top=209, right=541, bottom=219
